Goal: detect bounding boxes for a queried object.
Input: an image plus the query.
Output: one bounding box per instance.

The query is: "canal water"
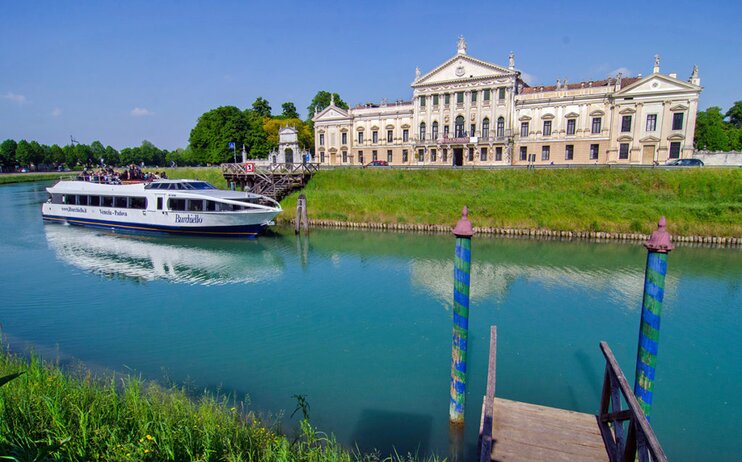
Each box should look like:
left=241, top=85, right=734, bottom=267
left=1, top=181, right=740, bottom=461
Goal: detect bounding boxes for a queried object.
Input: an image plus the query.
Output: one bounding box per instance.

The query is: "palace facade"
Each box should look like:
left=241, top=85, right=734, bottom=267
left=313, top=38, right=702, bottom=166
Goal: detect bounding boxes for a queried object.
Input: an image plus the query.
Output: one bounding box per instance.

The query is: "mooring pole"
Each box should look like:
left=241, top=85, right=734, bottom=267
left=634, top=216, right=673, bottom=420
left=301, top=194, right=309, bottom=234
left=450, top=206, right=474, bottom=425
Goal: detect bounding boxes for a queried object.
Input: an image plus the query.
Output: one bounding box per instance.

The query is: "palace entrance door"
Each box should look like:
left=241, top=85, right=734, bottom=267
left=453, top=148, right=464, bottom=166
left=642, top=145, right=655, bottom=164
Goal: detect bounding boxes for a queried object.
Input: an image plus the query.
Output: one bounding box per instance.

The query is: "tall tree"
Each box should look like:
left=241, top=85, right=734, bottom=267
left=15, top=140, right=32, bottom=167
left=0, top=139, right=17, bottom=168
left=725, top=101, right=742, bottom=128
left=281, top=102, right=299, bottom=119
left=306, top=91, right=348, bottom=121
left=189, top=106, right=251, bottom=164
left=694, top=107, right=730, bottom=151
left=263, top=118, right=313, bottom=151
left=251, top=97, right=272, bottom=118
left=49, top=144, right=65, bottom=165
left=244, top=109, right=271, bottom=158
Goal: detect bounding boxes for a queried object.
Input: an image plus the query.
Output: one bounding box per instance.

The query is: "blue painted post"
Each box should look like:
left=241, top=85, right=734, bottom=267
left=450, top=206, right=474, bottom=425
left=634, top=216, right=673, bottom=420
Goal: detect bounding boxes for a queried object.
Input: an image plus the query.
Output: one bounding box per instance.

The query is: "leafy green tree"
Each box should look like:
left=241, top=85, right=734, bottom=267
left=281, top=102, right=299, bottom=119
left=264, top=118, right=312, bottom=151
left=306, top=91, right=348, bottom=121
left=725, top=101, right=742, bottom=128
left=90, top=141, right=106, bottom=165
left=694, top=107, right=730, bottom=151
left=28, top=141, right=45, bottom=166
left=15, top=140, right=32, bottom=167
left=0, top=139, right=17, bottom=168
left=75, top=143, right=94, bottom=167
left=63, top=145, right=78, bottom=167
left=251, top=97, right=272, bottom=118
left=244, top=109, right=271, bottom=158
left=189, top=106, right=251, bottom=164
left=104, top=146, right=120, bottom=166
left=49, top=144, right=65, bottom=165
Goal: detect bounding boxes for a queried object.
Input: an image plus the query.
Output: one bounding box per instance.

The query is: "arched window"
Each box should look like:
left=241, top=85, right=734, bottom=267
left=482, top=118, right=490, bottom=138
left=497, top=117, right=505, bottom=137
left=432, top=121, right=439, bottom=139
left=419, top=122, right=426, bottom=141
left=455, top=116, right=465, bottom=137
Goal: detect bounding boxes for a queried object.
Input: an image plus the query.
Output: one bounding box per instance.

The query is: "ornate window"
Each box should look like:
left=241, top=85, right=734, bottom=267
left=470, top=124, right=476, bottom=137
left=455, top=116, right=465, bottom=137
left=519, top=147, right=527, bottom=161
left=543, top=121, right=552, bottom=136
left=672, top=113, right=684, bottom=130
left=420, top=96, right=426, bottom=107
left=431, top=149, right=437, bottom=162
left=456, top=92, right=464, bottom=104
left=498, top=88, right=506, bottom=100
left=591, top=117, right=602, bottom=134
left=319, top=134, right=325, bottom=146
left=621, top=115, right=632, bottom=133
left=566, top=119, right=576, bottom=135
left=418, top=149, right=425, bottom=162
left=619, top=143, right=630, bottom=159
left=480, top=147, right=487, bottom=161
left=483, top=89, right=491, bottom=101
left=419, top=122, right=426, bottom=141
left=372, top=131, right=378, bottom=143
left=433, top=94, right=439, bottom=106
left=387, top=150, right=392, bottom=162
left=387, top=130, right=393, bottom=143
left=468, top=148, right=474, bottom=161
left=669, top=142, right=681, bottom=158
left=341, top=132, right=347, bottom=145
left=358, top=150, right=364, bottom=164
left=495, top=146, right=503, bottom=161
left=471, top=91, right=477, bottom=103
left=646, top=114, right=657, bottom=132
left=444, top=93, right=450, bottom=105
left=402, top=149, right=408, bottom=162
left=482, top=118, right=490, bottom=138
left=358, top=132, right=364, bottom=144
left=520, top=122, right=529, bottom=137
left=342, top=151, right=348, bottom=163
left=403, top=129, right=409, bottom=142
left=497, top=117, right=505, bottom=137
left=432, top=121, right=439, bottom=139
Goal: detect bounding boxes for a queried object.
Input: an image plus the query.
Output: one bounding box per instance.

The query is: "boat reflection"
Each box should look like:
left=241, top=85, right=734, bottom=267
left=44, top=224, right=284, bottom=285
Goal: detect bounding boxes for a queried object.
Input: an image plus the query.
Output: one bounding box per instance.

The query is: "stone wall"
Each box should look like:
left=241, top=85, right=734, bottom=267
left=694, top=151, right=742, bottom=166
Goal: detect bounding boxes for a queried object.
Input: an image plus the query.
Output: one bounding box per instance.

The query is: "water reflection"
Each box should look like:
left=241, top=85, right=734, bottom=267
left=410, top=259, right=678, bottom=309
left=44, top=224, right=284, bottom=285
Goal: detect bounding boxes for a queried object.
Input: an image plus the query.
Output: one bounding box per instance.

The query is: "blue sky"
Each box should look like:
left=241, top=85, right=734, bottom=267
left=1, top=0, right=740, bottom=151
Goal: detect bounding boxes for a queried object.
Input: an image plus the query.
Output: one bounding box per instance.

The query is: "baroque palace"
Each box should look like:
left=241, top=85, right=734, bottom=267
left=313, top=37, right=702, bottom=166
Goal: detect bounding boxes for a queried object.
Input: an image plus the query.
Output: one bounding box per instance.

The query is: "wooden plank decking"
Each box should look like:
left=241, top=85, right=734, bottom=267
left=489, top=397, right=608, bottom=462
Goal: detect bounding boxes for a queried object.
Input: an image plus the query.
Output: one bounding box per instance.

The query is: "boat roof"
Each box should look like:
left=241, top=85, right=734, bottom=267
left=46, top=180, right=266, bottom=200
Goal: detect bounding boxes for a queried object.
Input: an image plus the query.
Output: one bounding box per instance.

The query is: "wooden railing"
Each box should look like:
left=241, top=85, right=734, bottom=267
left=598, top=341, right=668, bottom=462
left=478, top=326, right=497, bottom=462
left=220, top=162, right=319, bottom=176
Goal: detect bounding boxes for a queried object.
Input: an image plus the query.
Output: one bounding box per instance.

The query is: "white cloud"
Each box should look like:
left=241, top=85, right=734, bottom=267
left=2, top=91, right=27, bottom=105
left=130, top=107, right=154, bottom=117
left=608, top=67, right=632, bottom=78
left=51, top=107, right=62, bottom=117
left=520, top=72, right=536, bottom=85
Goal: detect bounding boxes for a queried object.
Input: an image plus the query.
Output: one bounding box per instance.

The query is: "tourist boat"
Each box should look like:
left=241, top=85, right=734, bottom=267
left=41, top=179, right=282, bottom=237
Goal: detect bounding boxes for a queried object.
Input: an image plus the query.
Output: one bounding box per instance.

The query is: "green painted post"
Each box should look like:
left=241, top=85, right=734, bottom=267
left=450, top=206, right=474, bottom=425
left=634, top=216, right=673, bottom=420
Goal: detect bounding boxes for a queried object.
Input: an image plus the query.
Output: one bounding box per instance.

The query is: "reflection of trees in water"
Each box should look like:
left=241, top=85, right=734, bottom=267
left=410, top=259, right=678, bottom=310
left=44, top=225, right=284, bottom=285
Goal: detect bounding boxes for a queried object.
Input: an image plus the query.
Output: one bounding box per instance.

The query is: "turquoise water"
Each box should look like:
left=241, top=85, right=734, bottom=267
left=1, top=181, right=741, bottom=460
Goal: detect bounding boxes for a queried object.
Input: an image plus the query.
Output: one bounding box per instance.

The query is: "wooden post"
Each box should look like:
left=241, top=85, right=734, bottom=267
left=450, top=206, right=474, bottom=425
left=634, top=217, right=673, bottom=421
left=295, top=194, right=308, bottom=235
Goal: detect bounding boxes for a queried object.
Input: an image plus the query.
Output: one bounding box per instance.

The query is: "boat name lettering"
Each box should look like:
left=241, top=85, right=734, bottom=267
left=175, top=214, right=203, bottom=224
left=61, top=206, right=87, bottom=213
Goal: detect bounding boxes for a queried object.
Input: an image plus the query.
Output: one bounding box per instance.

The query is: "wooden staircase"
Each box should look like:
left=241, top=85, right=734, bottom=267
left=221, top=162, right=319, bottom=201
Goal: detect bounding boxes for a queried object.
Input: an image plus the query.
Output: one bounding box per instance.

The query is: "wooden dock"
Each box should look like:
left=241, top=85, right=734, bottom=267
left=221, top=162, right=319, bottom=200
left=478, top=326, right=668, bottom=462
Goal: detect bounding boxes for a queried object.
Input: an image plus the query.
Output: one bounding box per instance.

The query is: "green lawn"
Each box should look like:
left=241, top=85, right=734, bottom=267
left=279, top=168, right=741, bottom=237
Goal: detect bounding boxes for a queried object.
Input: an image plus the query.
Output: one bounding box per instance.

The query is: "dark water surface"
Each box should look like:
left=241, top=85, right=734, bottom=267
left=1, top=181, right=740, bottom=460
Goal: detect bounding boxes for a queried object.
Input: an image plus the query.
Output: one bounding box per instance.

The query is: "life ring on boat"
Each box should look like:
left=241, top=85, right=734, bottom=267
left=244, top=162, right=255, bottom=173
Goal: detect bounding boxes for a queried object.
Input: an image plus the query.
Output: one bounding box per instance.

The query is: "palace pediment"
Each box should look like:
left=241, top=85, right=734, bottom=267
left=589, top=109, right=605, bottom=116
left=412, top=54, right=515, bottom=88
left=615, top=74, right=701, bottom=97
left=667, top=133, right=685, bottom=141
left=313, top=105, right=351, bottom=122
left=564, top=112, right=580, bottom=118
left=639, top=135, right=661, bottom=143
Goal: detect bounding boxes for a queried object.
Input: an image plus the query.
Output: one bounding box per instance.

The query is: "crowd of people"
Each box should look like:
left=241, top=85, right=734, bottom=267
left=77, top=165, right=168, bottom=184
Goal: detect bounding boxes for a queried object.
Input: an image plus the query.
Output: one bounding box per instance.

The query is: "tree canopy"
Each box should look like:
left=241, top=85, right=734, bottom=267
left=251, top=97, right=272, bottom=118
left=281, top=102, right=299, bottom=119
left=694, top=104, right=742, bottom=151
left=306, top=91, right=348, bottom=121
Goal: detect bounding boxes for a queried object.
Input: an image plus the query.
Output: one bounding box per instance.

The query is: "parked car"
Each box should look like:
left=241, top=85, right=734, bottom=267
left=665, top=158, right=704, bottom=167
left=365, top=160, right=390, bottom=167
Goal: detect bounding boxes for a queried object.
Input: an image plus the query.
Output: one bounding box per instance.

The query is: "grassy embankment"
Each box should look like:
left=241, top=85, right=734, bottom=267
left=0, top=349, right=436, bottom=461
left=278, top=168, right=741, bottom=237
left=0, top=172, right=76, bottom=185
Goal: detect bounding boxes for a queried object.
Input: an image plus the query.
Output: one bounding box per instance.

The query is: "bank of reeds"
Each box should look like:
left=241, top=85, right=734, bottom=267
left=279, top=168, right=741, bottom=237
left=0, top=350, right=438, bottom=461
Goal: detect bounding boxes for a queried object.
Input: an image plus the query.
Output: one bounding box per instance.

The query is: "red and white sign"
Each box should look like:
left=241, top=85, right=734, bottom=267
left=244, top=162, right=255, bottom=173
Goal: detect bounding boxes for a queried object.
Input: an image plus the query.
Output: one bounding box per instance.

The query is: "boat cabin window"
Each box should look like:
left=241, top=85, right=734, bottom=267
left=188, top=199, right=204, bottom=211
left=89, top=195, right=100, bottom=206
left=205, top=200, right=217, bottom=211
left=113, top=196, right=127, bottom=208
left=101, top=196, right=114, bottom=207
left=129, top=197, right=147, bottom=210
left=156, top=197, right=163, bottom=210
left=168, top=198, right=186, bottom=211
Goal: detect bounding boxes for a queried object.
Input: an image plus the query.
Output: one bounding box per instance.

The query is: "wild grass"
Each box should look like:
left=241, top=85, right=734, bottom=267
left=279, top=168, right=742, bottom=236
left=0, top=350, right=441, bottom=462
